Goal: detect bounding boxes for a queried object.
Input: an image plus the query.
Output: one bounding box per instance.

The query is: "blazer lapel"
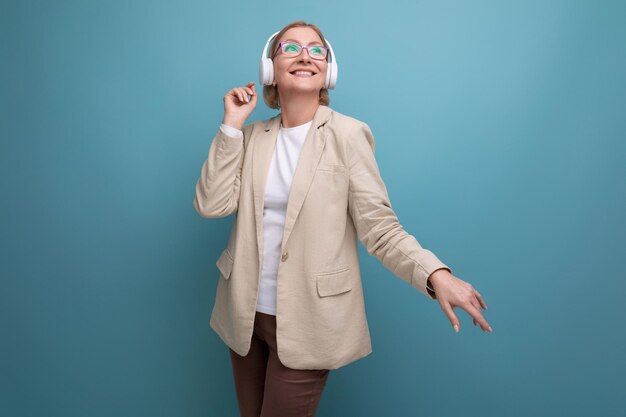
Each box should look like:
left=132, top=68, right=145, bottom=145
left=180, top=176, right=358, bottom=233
left=252, top=105, right=333, bottom=262
left=252, top=113, right=280, bottom=267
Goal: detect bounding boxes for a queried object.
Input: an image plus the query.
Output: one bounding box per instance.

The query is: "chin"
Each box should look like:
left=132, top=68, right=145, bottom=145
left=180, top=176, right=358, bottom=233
left=281, top=84, right=324, bottom=94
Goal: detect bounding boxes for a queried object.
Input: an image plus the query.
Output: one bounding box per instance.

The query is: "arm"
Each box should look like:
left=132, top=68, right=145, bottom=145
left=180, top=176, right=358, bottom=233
left=193, top=123, right=250, bottom=218
left=347, top=122, right=452, bottom=300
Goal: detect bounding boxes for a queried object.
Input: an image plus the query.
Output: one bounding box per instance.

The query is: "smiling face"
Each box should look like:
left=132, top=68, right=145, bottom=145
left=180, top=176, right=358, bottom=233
left=271, top=26, right=328, bottom=97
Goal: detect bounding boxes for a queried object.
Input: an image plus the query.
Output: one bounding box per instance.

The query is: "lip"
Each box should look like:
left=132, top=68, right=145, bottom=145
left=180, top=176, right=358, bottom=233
left=289, top=69, right=317, bottom=77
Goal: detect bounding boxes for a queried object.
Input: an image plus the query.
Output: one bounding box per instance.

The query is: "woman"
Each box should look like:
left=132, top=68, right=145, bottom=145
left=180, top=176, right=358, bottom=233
left=194, top=20, right=492, bottom=417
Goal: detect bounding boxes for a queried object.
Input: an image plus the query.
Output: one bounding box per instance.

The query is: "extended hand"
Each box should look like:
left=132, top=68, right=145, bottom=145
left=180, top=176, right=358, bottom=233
left=428, top=269, right=492, bottom=333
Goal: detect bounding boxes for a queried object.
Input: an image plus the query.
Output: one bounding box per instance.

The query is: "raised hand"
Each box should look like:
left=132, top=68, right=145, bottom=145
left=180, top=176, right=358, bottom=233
left=222, top=81, right=258, bottom=131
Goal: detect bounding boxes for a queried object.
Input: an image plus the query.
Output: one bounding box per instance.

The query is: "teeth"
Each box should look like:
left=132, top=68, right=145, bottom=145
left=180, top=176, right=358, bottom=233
left=293, top=71, right=313, bottom=76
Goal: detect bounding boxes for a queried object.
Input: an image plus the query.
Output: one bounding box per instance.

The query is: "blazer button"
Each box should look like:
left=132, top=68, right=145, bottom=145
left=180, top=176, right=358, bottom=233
left=281, top=251, right=288, bottom=262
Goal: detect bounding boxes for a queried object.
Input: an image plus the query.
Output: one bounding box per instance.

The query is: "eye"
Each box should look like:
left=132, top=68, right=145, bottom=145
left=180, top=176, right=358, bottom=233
left=284, top=43, right=300, bottom=53
left=310, top=46, right=323, bottom=55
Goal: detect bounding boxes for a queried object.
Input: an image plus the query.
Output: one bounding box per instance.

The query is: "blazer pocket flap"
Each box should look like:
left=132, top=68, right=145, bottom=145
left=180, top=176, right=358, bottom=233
left=316, top=163, right=346, bottom=173
left=316, top=267, right=352, bottom=297
left=215, top=249, right=234, bottom=280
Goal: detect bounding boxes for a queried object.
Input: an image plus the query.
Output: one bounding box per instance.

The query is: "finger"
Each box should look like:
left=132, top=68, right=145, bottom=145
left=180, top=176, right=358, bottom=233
left=235, top=88, right=245, bottom=103
left=472, top=300, right=480, bottom=326
left=469, top=299, right=482, bottom=328
left=469, top=296, right=482, bottom=317
left=474, top=289, right=488, bottom=311
left=228, top=89, right=241, bottom=103
left=230, top=88, right=240, bottom=103
left=470, top=290, right=480, bottom=326
left=463, top=302, right=492, bottom=332
left=239, top=88, right=249, bottom=103
left=244, top=86, right=254, bottom=96
left=439, top=301, right=461, bottom=333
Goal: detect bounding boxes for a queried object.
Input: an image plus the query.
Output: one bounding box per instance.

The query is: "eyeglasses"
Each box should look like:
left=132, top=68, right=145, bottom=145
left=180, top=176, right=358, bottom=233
left=273, top=42, right=328, bottom=60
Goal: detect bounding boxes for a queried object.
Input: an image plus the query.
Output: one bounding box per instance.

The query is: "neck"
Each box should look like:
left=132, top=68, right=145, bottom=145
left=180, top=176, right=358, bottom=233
left=277, top=90, right=321, bottom=128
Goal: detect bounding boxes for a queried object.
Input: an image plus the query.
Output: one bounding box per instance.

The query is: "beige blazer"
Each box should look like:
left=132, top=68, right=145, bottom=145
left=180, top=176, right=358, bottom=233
left=193, top=104, right=451, bottom=370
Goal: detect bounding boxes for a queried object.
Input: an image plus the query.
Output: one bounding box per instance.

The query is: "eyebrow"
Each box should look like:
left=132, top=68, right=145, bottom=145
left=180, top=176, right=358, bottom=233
left=283, top=38, right=324, bottom=46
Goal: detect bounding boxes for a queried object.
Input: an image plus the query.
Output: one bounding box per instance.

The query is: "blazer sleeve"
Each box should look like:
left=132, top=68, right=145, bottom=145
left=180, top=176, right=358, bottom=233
left=193, top=122, right=252, bottom=218
left=346, top=122, right=452, bottom=300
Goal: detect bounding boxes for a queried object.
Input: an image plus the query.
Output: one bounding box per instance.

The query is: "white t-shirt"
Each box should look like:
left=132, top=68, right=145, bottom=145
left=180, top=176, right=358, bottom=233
left=219, top=120, right=313, bottom=315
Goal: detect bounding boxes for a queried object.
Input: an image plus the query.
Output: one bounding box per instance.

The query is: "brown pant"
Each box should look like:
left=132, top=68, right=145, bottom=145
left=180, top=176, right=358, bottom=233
left=228, top=311, right=330, bottom=417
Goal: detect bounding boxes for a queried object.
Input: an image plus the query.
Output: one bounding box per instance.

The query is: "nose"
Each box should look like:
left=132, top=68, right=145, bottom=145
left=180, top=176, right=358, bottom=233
left=298, top=48, right=313, bottom=62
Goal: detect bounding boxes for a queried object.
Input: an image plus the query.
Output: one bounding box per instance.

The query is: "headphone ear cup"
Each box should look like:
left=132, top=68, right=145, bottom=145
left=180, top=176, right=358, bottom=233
left=326, top=62, right=338, bottom=90
left=324, top=65, right=330, bottom=89
left=259, top=57, right=274, bottom=86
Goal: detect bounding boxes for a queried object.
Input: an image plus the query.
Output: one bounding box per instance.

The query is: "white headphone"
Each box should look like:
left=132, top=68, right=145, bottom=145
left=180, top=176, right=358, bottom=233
left=259, top=30, right=338, bottom=90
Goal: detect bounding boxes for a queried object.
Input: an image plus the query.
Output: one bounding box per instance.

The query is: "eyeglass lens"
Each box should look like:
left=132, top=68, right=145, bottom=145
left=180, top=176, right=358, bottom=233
left=282, top=43, right=327, bottom=59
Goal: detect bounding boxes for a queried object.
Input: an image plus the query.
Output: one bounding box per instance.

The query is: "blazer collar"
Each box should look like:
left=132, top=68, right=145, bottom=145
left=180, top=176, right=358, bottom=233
left=261, top=103, right=333, bottom=133
left=252, top=105, right=333, bottom=261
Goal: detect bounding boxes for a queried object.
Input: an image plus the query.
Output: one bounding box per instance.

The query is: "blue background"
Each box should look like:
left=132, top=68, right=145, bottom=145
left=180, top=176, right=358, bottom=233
left=2, top=1, right=625, bottom=416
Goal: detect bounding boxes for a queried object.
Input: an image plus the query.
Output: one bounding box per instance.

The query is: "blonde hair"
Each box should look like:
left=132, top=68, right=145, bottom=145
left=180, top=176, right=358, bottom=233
left=262, top=21, right=331, bottom=109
